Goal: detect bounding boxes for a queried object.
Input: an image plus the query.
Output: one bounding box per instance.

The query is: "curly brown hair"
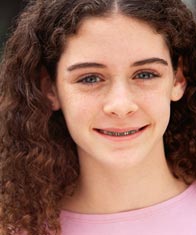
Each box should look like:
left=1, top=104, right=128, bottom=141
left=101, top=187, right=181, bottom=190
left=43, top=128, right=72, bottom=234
left=0, top=0, right=196, bottom=234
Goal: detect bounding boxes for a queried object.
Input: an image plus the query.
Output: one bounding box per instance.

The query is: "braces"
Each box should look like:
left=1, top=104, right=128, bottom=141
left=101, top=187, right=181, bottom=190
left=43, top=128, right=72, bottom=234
left=99, top=129, right=139, bottom=136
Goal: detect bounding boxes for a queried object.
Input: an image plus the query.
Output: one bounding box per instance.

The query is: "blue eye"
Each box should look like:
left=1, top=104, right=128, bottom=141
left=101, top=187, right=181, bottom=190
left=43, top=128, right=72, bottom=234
left=135, top=71, right=159, bottom=79
left=78, top=74, right=102, bottom=84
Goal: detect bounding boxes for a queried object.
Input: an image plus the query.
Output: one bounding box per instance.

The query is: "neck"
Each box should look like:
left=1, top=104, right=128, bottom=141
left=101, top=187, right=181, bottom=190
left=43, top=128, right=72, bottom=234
left=62, top=144, right=187, bottom=214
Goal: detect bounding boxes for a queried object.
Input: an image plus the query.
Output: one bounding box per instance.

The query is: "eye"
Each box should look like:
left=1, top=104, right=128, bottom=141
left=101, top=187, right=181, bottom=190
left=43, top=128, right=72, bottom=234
left=77, top=74, right=103, bottom=85
left=134, top=71, right=159, bottom=80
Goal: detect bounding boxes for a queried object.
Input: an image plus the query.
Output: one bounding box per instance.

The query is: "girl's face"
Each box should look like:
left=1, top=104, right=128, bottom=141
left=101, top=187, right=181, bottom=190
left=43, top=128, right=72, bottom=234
left=49, top=14, right=185, bottom=169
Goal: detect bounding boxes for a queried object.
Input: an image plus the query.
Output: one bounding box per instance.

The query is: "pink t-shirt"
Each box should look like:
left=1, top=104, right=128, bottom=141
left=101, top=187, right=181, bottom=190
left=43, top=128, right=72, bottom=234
left=60, top=182, right=196, bottom=235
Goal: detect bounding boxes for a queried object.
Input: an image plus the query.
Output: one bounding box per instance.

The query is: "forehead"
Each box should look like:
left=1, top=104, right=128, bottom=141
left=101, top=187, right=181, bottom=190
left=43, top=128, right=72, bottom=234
left=61, top=14, right=171, bottom=65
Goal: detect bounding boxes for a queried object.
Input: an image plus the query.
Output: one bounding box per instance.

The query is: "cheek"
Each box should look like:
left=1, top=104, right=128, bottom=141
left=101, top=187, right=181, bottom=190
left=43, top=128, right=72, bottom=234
left=142, top=89, right=171, bottom=126
left=59, top=91, right=98, bottom=129
left=141, top=81, right=172, bottom=104
left=60, top=94, right=99, bottom=148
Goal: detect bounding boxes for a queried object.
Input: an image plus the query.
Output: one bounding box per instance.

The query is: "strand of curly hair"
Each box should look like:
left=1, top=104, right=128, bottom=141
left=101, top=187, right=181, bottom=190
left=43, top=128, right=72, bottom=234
left=0, top=0, right=196, bottom=234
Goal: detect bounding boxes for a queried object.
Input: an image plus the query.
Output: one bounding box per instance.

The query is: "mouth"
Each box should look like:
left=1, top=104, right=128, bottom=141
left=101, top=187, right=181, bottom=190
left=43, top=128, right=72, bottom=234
left=94, top=126, right=148, bottom=137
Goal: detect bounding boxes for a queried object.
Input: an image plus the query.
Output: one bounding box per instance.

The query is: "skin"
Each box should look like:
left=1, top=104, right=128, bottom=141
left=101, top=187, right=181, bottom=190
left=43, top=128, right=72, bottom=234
left=46, top=14, right=187, bottom=213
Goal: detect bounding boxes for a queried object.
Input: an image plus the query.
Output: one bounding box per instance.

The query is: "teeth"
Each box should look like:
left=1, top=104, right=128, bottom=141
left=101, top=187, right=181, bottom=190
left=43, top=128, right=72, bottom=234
left=99, top=129, right=139, bottom=136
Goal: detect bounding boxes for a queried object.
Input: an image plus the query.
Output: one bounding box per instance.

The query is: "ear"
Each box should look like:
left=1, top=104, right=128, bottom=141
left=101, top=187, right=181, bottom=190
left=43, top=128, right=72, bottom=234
left=40, top=67, right=60, bottom=111
left=171, top=57, right=187, bottom=102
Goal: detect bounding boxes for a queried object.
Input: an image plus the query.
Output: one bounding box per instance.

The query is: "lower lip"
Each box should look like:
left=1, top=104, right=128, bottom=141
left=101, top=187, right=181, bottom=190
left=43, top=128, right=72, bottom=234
left=94, top=126, right=148, bottom=142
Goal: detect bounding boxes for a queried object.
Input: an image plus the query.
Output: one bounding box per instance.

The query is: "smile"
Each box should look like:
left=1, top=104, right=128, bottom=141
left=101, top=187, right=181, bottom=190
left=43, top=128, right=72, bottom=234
left=98, top=129, right=140, bottom=136
left=95, top=126, right=147, bottom=137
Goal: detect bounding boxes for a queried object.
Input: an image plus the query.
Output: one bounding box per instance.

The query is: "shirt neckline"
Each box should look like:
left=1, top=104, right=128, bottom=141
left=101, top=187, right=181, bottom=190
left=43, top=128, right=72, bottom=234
left=61, top=181, right=196, bottom=222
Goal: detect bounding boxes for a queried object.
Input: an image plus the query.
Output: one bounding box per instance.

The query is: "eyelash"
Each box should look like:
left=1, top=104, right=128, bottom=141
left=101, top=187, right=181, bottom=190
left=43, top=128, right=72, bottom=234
left=133, top=71, right=159, bottom=80
left=77, top=71, right=159, bottom=86
left=77, top=74, right=103, bottom=85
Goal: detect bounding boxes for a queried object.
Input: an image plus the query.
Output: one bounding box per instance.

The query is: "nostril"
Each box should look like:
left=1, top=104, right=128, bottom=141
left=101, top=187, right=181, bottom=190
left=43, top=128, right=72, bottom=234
left=109, top=110, right=136, bottom=118
left=103, top=98, right=138, bottom=118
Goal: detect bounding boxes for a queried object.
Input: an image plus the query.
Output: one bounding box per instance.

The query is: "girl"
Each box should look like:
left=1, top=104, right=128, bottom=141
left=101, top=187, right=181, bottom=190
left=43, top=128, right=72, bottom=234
left=0, top=0, right=196, bottom=234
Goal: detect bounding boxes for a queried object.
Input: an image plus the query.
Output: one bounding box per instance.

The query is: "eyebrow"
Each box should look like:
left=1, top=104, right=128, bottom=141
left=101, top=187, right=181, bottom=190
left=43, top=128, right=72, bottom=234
left=67, top=62, right=106, bottom=71
left=132, top=57, right=168, bottom=66
left=66, top=57, right=168, bottom=72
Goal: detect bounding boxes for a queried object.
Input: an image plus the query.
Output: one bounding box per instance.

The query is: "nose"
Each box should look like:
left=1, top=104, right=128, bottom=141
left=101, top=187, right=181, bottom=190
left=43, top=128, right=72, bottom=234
left=103, top=82, right=138, bottom=118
